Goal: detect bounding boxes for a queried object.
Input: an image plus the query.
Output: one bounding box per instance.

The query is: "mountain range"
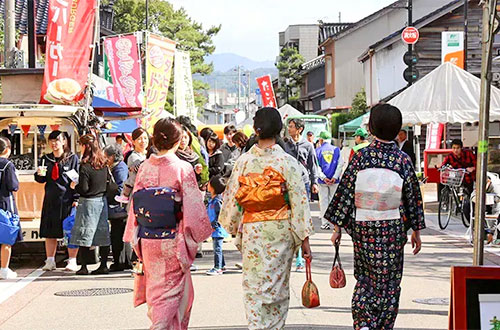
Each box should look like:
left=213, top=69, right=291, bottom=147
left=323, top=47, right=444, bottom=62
left=195, top=53, right=278, bottom=94
left=205, top=53, right=276, bottom=72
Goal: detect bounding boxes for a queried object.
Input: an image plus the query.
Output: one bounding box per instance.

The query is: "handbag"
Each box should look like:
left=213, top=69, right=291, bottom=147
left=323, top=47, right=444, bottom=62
left=106, top=168, right=120, bottom=206
left=62, top=208, right=78, bottom=249
left=301, top=257, right=320, bottom=308
left=0, top=194, right=20, bottom=246
left=330, top=243, right=346, bottom=288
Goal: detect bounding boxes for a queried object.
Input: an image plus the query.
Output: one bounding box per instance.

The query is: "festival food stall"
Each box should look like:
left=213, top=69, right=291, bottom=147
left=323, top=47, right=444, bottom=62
left=0, top=104, right=86, bottom=241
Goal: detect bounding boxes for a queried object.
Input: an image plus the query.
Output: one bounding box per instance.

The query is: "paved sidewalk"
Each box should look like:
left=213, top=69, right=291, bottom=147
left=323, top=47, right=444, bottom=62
left=0, top=206, right=498, bottom=330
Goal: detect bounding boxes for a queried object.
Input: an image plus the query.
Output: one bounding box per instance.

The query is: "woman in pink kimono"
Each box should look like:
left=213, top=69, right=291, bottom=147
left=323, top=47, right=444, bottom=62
left=123, top=118, right=212, bottom=330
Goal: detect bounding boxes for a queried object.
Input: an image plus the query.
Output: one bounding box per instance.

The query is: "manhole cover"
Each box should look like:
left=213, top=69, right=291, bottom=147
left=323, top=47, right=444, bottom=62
left=54, top=288, right=133, bottom=297
left=413, top=298, right=449, bottom=305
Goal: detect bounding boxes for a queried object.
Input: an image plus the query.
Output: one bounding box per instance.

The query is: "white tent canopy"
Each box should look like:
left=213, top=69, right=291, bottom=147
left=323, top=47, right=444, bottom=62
left=388, top=62, right=500, bottom=125
left=278, top=104, right=303, bottom=121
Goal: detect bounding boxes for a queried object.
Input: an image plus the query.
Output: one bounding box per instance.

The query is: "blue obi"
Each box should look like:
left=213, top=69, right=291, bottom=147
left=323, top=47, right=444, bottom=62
left=132, top=187, right=182, bottom=239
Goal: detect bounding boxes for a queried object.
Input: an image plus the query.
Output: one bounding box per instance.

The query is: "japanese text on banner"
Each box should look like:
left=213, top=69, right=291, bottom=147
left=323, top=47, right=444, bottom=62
left=142, top=34, right=176, bottom=133
left=40, top=0, right=96, bottom=104
left=174, top=50, right=196, bottom=120
left=103, top=34, right=143, bottom=107
left=256, top=75, right=277, bottom=108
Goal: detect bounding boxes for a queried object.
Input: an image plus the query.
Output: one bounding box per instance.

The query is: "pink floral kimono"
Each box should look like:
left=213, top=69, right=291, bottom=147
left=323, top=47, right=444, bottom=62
left=124, top=153, right=212, bottom=330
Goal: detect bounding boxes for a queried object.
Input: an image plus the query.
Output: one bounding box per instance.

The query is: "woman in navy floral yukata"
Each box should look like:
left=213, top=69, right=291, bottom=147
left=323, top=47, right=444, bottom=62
left=324, top=103, right=426, bottom=330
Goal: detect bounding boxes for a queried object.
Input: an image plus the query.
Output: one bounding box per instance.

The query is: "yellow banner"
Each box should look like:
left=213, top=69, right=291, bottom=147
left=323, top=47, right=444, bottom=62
left=142, top=33, right=176, bottom=133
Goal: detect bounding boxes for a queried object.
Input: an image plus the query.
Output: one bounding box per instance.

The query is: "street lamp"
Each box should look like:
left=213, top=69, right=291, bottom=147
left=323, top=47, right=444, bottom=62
left=285, top=78, right=290, bottom=105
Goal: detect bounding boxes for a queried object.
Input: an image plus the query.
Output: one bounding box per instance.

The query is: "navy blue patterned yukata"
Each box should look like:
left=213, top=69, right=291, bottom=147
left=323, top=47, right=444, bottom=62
left=324, top=140, right=425, bottom=330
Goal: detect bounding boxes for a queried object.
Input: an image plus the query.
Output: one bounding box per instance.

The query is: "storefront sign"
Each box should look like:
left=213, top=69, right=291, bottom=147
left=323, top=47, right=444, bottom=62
left=174, top=50, right=196, bottom=120
left=442, top=31, right=464, bottom=69
left=103, top=34, right=143, bottom=107
left=40, top=0, right=96, bottom=104
left=425, top=123, right=444, bottom=149
left=256, top=75, right=277, bottom=108
left=142, top=34, right=176, bottom=133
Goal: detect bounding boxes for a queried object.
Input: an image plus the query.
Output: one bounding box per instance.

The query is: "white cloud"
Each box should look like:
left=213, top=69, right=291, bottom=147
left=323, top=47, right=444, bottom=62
left=168, top=0, right=395, bottom=61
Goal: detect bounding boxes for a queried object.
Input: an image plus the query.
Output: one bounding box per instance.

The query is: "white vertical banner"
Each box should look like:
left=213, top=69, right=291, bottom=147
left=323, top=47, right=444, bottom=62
left=174, top=50, right=196, bottom=120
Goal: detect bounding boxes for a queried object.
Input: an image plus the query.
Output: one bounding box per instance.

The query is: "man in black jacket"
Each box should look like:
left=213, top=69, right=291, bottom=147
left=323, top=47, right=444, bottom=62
left=396, top=130, right=416, bottom=166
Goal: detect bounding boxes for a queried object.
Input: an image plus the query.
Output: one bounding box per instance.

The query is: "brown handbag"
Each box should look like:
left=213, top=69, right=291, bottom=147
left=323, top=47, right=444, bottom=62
left=329, top=243, right=346, bottom=288
left=301, top=257, right=320, bottom=308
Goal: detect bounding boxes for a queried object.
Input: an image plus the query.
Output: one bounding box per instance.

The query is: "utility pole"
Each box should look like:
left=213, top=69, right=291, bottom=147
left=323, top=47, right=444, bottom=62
left=237, top=65, right=241, bottom=112
left=473, top=0, right=498, bottom=266
left=4, top=0, right=16, bottom=68
left=145, top=0, right=149, bottom=30
left=407, top=0, right=413, bottom=86
left=247, top=71, right=250, bottom=116
left=464, top=0, right=468, bottom=71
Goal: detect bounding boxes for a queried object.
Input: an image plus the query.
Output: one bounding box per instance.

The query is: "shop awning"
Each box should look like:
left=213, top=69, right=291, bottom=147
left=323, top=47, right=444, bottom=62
left=388, top=62, right=500, bottom=124
left=339, top=112, right=370, bottom=133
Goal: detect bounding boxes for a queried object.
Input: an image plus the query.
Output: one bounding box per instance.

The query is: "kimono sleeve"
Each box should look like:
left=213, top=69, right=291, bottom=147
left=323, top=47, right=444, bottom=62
left=402, top=161, right=426, bottom=232
left=324, top=152, right=360, bottom=230
left=284, top=157, right=314, bottom=241
left=180, top=165, right=212, bottom=244
left=219, top=156, right=245, bottom=236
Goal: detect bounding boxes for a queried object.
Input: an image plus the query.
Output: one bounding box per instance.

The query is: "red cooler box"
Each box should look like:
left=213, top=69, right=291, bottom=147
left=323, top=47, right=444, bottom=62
left=424, top=149, right=452, bottom=183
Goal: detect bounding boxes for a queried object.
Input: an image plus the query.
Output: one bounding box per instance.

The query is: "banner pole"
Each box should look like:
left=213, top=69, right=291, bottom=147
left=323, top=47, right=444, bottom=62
left=84, top=0, right=101, bottom=129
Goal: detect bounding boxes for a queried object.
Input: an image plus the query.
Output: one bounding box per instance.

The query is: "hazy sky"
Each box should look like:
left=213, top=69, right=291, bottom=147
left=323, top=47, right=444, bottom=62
left=168, top=0, right=395, bottom=61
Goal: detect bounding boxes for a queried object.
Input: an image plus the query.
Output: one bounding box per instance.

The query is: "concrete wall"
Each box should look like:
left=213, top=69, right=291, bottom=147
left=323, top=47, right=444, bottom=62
left=321, top=0, right=452, bottom=109
left=363, top=41, right=407, bottom=105
left=280, top=24, right=319, bottom=62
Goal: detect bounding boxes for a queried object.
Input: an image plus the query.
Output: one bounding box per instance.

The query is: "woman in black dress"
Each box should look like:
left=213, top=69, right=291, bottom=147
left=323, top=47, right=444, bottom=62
left=35, top=131, right=79, bottom=272
left=0, top=137, right=20, bottom=280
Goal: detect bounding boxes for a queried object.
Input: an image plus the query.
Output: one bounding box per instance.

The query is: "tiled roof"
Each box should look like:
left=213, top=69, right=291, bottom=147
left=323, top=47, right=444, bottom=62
left=319, top=23, right=354, bottom=44
left=0, top=0, right=49, bottom=34
left=0, top=0, right=114, bottom=35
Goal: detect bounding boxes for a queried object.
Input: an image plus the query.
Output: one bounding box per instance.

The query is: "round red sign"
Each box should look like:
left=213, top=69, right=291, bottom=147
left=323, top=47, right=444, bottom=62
left=402, top=27, right=419, bottom=45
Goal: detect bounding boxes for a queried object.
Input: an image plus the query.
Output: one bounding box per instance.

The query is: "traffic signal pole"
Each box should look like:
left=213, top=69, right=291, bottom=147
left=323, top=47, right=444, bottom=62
left=474, top=0, right=498, bottom=266
left=407, top=0, right=413, bottom=86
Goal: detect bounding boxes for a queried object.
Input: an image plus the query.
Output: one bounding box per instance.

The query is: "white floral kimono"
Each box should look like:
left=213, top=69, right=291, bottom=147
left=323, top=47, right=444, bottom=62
left=220, top=144, right=314, bottom=330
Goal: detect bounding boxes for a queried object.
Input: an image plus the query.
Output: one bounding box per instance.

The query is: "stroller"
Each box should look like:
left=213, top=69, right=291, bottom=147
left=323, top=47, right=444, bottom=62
left=467, top=172, right=500, bottom=245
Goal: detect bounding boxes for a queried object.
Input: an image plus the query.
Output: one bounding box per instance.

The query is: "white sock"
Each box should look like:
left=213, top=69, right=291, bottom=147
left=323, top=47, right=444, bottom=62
left=68, top=258, right=76, bottom=263
left=47, top=257, right=55, bottom=263
left=1, top=267, right=8, bottom=272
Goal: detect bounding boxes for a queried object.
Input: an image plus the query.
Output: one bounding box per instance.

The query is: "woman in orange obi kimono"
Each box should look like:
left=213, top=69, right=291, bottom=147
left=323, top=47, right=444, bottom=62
left=220, top=108, right=314, bottom=329
left=124, top=118, right=212, bottom=330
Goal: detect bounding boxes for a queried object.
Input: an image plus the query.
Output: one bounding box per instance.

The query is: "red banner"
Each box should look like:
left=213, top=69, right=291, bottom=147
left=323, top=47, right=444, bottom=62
left=256, top=75, right=277, bottom=108
left=40, top=0, right=96, bottom=104
left=103, top=35, right=143, bottom=107
left=425, top=123, right=444, bottom=149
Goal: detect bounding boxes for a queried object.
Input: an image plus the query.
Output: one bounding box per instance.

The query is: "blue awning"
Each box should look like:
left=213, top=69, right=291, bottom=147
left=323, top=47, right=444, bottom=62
left=102, top=119, right=138, bottom=133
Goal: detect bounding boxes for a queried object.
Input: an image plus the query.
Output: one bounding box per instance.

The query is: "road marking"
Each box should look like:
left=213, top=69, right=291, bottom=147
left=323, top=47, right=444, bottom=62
left=0, top=268, right=45, bottom=305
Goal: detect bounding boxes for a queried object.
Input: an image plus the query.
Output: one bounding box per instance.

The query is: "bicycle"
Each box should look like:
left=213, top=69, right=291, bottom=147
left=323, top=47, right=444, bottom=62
left=438, top=166, right=471, bottom=230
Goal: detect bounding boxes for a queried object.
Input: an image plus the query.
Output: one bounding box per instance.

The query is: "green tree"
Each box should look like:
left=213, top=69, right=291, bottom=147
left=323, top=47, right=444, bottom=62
left=351, top=88, right=368, bottom=117
left=112, top=0, right=220, bottom=112
left=276, top=47, right=304, bottom=106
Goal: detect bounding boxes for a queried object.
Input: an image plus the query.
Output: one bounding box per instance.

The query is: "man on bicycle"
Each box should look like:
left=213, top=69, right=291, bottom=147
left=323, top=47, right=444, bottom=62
left=441, top=139, right=476, bottom=195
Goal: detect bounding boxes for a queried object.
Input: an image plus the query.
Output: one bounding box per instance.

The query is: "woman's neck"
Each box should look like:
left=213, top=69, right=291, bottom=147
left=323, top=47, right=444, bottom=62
left=157, top=149, right=176, bottom=156
left=135, top=147, right=146, bottom=155
left=375, top=137, right=391, bottom=143
left=257, top=138, right=276, bottom=149
left=53, top=149, right=63, bottom=158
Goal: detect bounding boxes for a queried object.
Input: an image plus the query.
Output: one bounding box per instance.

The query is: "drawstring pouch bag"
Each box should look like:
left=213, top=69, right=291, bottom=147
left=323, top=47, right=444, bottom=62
left=62, top=208, right=78, bottom=249
left=0, top=195, right=20, bottom=246
left=301, top=257, right=320, bottom=308
left=330, top=243, right=346, bottom=288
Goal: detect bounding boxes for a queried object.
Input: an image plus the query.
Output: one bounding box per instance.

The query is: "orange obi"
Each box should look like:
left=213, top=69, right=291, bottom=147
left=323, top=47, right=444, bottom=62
left=235, top=167, right=290, bottom=223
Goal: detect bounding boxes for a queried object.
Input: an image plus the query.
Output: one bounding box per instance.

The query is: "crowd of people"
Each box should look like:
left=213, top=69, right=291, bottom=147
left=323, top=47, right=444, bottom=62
left=0, top=105, right=430, bottom=330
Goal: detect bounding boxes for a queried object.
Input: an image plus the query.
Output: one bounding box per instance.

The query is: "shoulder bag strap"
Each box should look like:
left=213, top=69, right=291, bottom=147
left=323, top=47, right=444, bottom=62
left=333, top=244, right=342, bottom=269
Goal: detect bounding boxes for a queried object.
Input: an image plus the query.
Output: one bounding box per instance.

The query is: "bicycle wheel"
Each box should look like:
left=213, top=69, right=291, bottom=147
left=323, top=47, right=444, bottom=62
left=438, top=186, right=453, bottom=230
left=460, top=194, right=471, bottom=228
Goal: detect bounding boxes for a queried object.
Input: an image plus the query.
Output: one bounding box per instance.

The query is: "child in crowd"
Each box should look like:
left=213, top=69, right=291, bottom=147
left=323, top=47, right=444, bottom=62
left=0, top=137, right=20, bottom=280
left=206, top=175, right=227, bottom=276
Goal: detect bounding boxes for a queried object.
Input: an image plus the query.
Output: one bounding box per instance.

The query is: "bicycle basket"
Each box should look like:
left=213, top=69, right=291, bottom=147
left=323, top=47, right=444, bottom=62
left=440, top=168, right=466, bottom=187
